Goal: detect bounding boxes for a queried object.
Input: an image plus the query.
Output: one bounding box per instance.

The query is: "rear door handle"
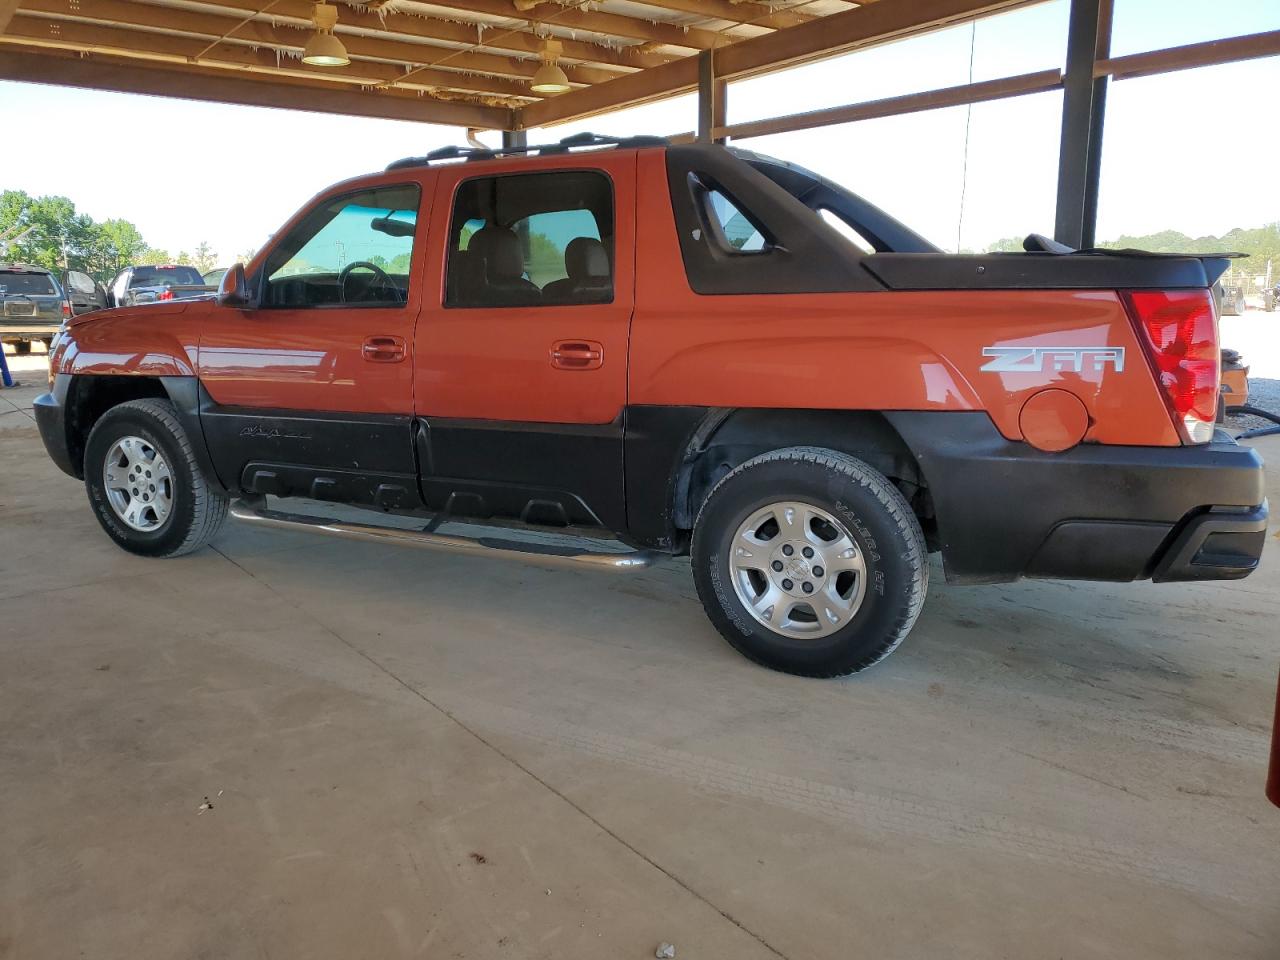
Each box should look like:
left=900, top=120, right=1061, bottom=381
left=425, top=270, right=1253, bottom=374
left=550, top=339, right=604, bottom=370
left=363, top=335, right=406, bottom=363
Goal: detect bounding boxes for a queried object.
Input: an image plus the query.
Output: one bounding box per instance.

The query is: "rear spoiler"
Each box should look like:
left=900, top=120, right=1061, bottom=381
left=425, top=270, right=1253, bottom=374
left=1022, top=233, right=1245, bottom=286
left=863, top=240, right=1245, bottom=291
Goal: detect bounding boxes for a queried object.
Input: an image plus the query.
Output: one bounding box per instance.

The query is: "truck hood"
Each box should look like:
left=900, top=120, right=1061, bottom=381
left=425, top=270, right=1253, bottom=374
left=65, top=299, right=195, bottom=329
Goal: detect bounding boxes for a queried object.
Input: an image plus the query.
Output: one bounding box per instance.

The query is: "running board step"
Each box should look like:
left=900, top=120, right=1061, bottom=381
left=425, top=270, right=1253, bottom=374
left=228, top=499, right=665, bottom=572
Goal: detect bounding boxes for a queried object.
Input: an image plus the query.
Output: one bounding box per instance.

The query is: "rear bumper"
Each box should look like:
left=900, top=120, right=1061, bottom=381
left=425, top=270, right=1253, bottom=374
left=33, top=374, right=78, bottom=479
left=1149, top=502, right=1268, bottom=582
left=886, top=412, right=1268, bottom=584
left=1, top=323, right=60, bottom=338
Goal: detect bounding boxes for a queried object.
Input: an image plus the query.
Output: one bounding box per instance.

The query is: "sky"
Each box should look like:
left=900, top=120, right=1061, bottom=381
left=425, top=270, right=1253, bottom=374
left=1, top=0, right=1276, bottom=263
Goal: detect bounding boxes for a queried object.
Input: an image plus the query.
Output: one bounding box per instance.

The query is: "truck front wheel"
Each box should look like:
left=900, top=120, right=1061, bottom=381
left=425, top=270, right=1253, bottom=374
left=691, top=447, right=928, bottom=677
left=84, top=398, right=229, bottom=557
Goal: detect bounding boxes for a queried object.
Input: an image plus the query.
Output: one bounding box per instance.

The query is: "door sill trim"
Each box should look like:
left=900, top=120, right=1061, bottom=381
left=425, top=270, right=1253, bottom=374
left=229, top=498, right=664, bottom=572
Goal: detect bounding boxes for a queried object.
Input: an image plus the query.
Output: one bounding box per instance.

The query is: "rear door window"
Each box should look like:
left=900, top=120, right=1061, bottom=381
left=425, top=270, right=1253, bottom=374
left=445, top=170, right=614, bottom=308
left=0, top=270, right=57, bottom=295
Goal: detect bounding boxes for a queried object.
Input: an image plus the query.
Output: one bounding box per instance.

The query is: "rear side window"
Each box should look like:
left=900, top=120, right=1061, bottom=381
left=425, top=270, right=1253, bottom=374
left=446, top=170, right=614, bottom=308
left=129, top=266, right=204, bottom=287
left=0, top=271, right=57, bottom=295
left=704, top=189, right=769, bottom=252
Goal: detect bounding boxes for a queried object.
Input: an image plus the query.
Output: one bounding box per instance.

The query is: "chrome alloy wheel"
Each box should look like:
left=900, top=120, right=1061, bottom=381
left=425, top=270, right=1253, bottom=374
left=102, top=435, right=173, bottom=532
left=729, top=500, right=867, bottom=639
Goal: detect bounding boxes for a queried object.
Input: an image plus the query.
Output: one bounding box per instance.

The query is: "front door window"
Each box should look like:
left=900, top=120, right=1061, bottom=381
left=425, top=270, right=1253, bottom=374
left=262, top=184, right=420, bottom=308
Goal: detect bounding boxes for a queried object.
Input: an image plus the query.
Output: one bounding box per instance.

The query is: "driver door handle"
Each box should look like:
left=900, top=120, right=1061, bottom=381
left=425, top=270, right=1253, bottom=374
left=363, top=335, right=406, bottom=363
left=550, top=339, right=604, bottom=370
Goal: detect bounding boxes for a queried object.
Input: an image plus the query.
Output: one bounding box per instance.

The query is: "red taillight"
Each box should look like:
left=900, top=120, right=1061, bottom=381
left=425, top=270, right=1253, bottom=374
left=157, top=289, right=174, bottom=301
left=62, top=301, right=71, bottom=318
left=1124, top=289, right=1219, bottom=444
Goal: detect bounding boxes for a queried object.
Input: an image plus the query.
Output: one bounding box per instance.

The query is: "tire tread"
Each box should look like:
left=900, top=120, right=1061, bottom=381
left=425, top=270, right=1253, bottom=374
left=693, top=445, right=927, bottom=677
left=85, top=398, right=228, bottom=557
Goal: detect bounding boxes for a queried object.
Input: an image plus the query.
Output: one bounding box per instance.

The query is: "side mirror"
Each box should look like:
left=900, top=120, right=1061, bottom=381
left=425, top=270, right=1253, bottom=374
left=218, top=263, right=254, bottom=308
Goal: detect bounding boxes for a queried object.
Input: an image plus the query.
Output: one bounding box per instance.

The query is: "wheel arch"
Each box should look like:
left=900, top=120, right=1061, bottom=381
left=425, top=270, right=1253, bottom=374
left=670, top=408, right=933, bottom=547
left=64, top=374, right=223, bottom=490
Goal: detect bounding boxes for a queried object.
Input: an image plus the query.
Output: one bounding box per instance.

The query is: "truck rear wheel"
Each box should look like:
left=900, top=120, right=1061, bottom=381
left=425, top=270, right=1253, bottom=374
left=691, top=447, right=928, bottom=678
left=84, top=398, right=229, bottom=557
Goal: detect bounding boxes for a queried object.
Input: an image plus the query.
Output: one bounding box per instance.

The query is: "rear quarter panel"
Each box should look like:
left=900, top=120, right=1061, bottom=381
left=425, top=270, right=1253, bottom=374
left=630, top=151, right=1179, bottom=447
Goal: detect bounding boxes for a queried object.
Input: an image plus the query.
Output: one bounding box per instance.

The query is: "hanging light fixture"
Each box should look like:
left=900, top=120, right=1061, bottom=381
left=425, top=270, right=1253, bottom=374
left=302, top=1, right=349, bottom=67
left=530, top=38, right=570, bottom=95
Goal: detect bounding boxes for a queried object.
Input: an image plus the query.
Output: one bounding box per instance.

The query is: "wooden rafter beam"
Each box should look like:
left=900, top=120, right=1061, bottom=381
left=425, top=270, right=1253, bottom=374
left=520, top=0, right=1029, bottom=127
left=623, top=0, right=816, bottom=30
left=408, top=0, right=720, bottom=50
left=79, top=47, right=495, bottom=109
left=1096, top=28, right=1280, bottom=80
left=13, top=1, right=622, bottom=86
left=153, top=0, right=672, bottom=70
left=715, top=68, right=1063, bottom=140
left=0, top=0, right=21, bottom=33
left=713, top=0, right=1028, bottom=76
left=0, top=47, right=512, bottom=126
left=1, top=15, right=536, bottom=99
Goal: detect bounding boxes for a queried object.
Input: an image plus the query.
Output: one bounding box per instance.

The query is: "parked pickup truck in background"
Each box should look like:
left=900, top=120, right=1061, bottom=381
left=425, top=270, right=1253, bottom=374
left=32, top=134, right=1269, bottom=678
left=107, top=264, right=215, bottom=308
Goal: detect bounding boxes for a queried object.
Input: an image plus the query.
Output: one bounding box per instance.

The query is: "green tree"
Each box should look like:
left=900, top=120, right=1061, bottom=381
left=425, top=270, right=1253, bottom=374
left=136, top=247, right=174, bottom=266
left=0, top=189, right=95, bottom=273
left=984, top=235, right=1026, bottom=252
left=192, top=241, right=217, bottom=274
left=986, top=222, right=1280, bottom=279
left=87, top=218, right=147, bottom=280
left=526, top=231, right=566, bottom=286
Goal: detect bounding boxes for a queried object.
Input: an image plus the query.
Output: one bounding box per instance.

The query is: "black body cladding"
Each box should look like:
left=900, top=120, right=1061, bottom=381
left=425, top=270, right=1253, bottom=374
left=664, top=144, right=884, bottom=295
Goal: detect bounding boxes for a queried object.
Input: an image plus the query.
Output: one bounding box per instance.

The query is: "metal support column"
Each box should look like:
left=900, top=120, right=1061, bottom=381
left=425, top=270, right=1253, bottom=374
left=697, top=50, right=727, bottom=143
left=502, top=129, right=528, bottom=150
left=1054, top=0, right=1112, bottom=249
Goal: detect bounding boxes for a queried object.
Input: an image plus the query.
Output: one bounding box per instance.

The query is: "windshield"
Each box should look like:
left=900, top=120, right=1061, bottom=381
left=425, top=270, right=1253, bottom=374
left=130, top=266, right=204, bottom=287
left=0, top=271, right=58, bottom=295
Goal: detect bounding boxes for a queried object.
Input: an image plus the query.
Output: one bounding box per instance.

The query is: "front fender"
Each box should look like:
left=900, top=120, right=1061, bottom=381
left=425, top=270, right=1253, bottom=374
left=56, top=302, right=207, bottom=378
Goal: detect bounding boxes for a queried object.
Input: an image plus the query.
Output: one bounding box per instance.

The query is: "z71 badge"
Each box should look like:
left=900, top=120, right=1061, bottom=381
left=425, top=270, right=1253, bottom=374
left=980, top=345, right=1125, bottom=374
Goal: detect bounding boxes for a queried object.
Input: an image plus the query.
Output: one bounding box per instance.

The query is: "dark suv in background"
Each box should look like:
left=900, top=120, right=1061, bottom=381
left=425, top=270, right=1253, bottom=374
left=1, top=263, right=108, bottom=354
left=2, top=264, right=67, bottom=354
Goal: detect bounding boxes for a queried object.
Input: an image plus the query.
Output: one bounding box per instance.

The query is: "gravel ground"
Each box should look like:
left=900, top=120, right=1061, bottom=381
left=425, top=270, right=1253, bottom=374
left=1226, top=376, right=1280, bottom=436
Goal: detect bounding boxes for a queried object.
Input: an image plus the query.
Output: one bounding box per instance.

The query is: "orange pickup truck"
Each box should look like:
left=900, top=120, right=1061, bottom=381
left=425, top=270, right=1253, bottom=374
left=34, top=134, right=1268, bottom=677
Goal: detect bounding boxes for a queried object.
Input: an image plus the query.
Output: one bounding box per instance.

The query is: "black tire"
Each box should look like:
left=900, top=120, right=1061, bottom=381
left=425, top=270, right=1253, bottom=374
left=84, top=398, right=229, bottom=557
left=691, top=447, right=928, bottom=678
left=14, top=340, right=31, bottom=355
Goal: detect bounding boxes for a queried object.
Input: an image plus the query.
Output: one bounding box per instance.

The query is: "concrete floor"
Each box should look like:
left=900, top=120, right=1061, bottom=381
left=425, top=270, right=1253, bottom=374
left=2, top=349, right=1279, bottom=960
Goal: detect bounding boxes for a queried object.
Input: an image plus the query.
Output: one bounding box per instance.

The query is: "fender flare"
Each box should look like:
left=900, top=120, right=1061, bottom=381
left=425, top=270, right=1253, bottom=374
left=660, top=407, right=925, bottom=543
left=159, top=376, right=230, bottom=494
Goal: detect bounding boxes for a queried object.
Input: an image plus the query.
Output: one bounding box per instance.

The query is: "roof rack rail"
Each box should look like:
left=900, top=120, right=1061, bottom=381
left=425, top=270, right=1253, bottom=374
left=386, top=132, right=668, bottom=171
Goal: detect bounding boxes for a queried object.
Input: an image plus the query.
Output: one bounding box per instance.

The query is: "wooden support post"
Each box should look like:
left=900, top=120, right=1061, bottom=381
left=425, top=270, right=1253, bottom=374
left=697, top=50, right=727, bottom=143
left=1054, top=0, right=1112, bottom=249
